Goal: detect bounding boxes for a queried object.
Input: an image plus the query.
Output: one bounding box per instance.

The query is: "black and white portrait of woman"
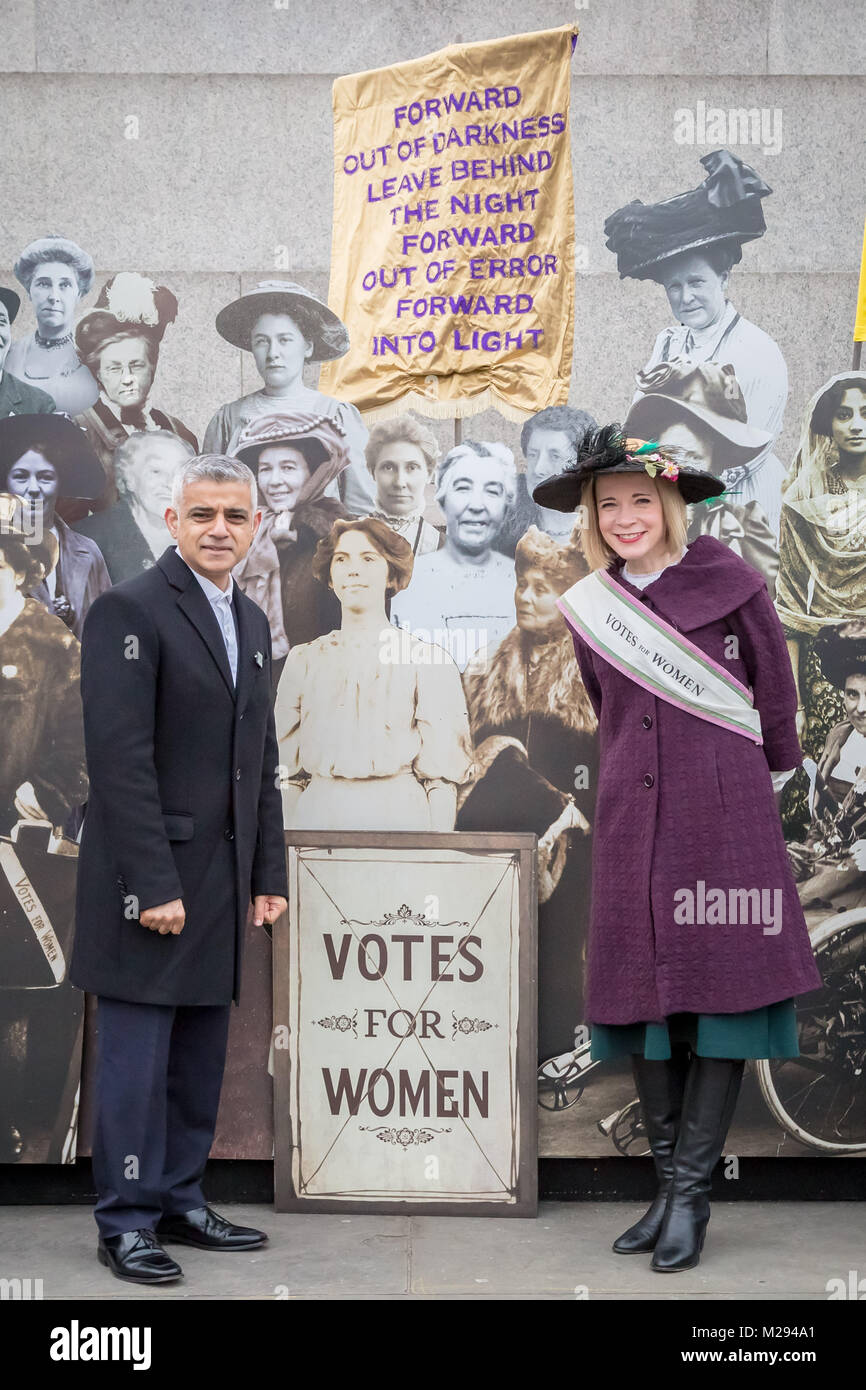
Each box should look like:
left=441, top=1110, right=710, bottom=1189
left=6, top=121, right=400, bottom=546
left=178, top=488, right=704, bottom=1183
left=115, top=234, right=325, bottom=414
left=0, top=285, right=56, bottom=419
left=624, top=361, right=779, bottom=595
left=0, top=414, right=110, bottom=639
left=0, top=492, right=89, bottom=1163
left=203, top=280, right=376, bottom=516
left=5, top=235, right=99, bottom=417
left=231, top=412, right=352, bottom=680
left=519, top=405, right=598, bottom=543
left=605, top=150, right=789, bottom=538
left=275, top=516, right=473, bottom=832
left=389, top=440, right=519, bottom=671
left=74, top=272, right=198, bottom=511
left=72, top=428, right=195, bottom=584
left=365, top=414, right=443, bottom=557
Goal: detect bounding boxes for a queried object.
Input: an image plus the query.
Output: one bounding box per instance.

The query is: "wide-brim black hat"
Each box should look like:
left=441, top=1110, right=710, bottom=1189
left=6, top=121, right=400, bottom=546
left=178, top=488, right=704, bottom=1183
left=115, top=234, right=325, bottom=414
left=0, top=413, right=105, bottom=499
left=0, top=287, right=20, bottom=323
left=531, top=423, right=727, bottom=511
left=604, top=149, right=772, bottom=281
left=815, top=621, right=866, bottom=690
left=215, top=281, right=349, bottom=361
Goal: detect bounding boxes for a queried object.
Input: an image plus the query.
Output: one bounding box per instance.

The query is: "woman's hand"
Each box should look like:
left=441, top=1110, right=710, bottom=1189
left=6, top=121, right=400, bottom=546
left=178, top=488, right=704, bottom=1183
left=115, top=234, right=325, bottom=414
left=795, top=707, right=807, bottom=742
left=272, top=510, right=297, bottom=539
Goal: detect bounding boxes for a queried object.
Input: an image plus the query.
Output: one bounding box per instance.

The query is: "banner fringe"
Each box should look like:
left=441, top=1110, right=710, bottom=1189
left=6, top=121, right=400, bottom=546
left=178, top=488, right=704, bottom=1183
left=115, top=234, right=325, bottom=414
left=358, top=387, right=562, bottom=428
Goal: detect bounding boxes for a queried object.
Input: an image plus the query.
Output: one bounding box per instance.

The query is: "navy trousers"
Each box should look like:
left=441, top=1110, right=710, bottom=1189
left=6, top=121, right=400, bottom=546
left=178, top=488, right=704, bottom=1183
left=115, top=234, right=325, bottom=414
left=92, top=995, right=232, bottom=1239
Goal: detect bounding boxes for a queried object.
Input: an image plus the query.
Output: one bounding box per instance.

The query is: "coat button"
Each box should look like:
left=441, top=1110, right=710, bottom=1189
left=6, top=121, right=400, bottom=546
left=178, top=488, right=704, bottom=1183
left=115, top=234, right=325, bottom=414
left=224, top=828, right=234, bottom=841
left=642, top=715, right=653, bottom=728
left=643, top=773, right=654, bottom=787
left=235, top=768, right=241, bottom=780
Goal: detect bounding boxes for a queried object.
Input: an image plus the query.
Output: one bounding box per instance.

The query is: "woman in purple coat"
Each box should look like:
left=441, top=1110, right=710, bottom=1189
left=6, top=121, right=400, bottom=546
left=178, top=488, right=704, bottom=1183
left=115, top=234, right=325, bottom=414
left=533, top=425, right=822, bottom=1272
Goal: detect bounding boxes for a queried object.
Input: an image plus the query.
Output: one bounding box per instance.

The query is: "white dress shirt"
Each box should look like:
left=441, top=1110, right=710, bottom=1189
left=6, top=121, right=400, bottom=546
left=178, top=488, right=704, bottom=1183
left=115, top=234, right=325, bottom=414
left=174, top=546, right=238, bottom=685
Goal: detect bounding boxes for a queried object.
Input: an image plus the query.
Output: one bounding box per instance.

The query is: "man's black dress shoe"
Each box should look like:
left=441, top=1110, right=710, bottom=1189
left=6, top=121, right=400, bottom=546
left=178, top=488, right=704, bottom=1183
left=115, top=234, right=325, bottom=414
left=97, top=1229, right=183, bottom=1284
left=156, top=1205, right=268, bottom=1250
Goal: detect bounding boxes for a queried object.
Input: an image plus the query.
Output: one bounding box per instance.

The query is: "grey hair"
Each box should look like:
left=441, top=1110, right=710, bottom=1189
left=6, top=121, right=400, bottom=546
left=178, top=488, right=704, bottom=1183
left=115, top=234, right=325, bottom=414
left=435, top=440, right=517, bottom=508
left=170, top=453, right=258, bottom=512
left=114, top=429, right=195, bottom=496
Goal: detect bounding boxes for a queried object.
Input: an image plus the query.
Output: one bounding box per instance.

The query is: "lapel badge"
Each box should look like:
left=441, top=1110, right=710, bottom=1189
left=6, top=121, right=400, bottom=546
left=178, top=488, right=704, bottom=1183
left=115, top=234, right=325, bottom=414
left=254, top=651, right=264, bottom=668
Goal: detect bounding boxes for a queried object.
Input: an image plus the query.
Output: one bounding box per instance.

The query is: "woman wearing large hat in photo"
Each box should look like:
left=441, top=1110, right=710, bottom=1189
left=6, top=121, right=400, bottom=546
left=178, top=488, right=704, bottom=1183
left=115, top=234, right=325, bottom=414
left=532, top=427, right=821, bottom=1271
left=774, top=372, right=866, bottom=838
left=5, top=234, right=99, bottom=417
left=0, top=286, right=56, bottom=419
left=605, top=151, right=788, bottom=538
left=624, top=360, right=779, bottom=595
left=0, top=414, right=110, bottom=640
left=232, top=412, right=352, bottom=685
left=203, top=281, right=376, bottom=516
left=74, top=272, right=198, bottom=513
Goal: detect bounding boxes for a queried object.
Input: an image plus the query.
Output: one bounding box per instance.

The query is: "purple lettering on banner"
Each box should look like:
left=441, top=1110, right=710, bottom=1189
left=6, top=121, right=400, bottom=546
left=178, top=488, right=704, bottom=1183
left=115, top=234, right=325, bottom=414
left=359, top=71, right=568, bottom=376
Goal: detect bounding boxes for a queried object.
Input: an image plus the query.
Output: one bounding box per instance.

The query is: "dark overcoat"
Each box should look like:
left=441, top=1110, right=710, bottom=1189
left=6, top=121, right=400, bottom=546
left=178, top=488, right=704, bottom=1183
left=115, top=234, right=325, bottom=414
left=568, top=534, right=823, bottom=1024
left=70, top=544, right=288, bottom=1006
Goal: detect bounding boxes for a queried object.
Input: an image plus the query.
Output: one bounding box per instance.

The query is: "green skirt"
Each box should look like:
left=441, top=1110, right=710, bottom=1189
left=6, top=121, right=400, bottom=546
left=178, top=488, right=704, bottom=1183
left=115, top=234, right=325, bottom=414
left=589, top=999, right=799, bottom=1061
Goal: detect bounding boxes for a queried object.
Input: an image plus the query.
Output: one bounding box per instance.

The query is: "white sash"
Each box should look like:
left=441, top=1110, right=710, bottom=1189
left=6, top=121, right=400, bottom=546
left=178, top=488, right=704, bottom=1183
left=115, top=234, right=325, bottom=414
left=0, top=840, right=66, bottom=984
left=557, top=569, right=763, bottom=744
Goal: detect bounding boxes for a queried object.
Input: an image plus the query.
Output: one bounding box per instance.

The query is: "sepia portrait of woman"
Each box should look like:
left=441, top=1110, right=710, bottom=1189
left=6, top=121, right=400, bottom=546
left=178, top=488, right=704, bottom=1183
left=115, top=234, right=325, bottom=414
left=231, top=412, right=352, bottom=683
left=274, top=516, right=473, bottom=833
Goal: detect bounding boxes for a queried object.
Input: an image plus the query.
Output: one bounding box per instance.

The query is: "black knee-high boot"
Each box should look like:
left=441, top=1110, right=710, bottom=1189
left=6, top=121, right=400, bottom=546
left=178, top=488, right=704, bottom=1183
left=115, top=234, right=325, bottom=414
left=612, top=1044, right=691, bottom=1254
left=650, top=1055, right=745, bottom=1272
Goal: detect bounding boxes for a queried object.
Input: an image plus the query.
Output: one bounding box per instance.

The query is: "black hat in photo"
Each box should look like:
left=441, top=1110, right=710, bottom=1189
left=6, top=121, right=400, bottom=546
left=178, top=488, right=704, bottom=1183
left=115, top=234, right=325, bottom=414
left=531, top=422, right=727, bottom=512
left=815, top=621, right=866, bottom=691
left=604, top=149, right=772, bottom=281
left=0, top=413, right=105, bottom=499
left=0, top=287, right=21, bottom=323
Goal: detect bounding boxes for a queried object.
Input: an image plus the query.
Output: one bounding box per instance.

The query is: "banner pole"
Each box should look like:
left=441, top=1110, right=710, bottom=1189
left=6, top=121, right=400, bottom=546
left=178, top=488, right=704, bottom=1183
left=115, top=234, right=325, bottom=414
left=853, top=217, right=866, bottom=369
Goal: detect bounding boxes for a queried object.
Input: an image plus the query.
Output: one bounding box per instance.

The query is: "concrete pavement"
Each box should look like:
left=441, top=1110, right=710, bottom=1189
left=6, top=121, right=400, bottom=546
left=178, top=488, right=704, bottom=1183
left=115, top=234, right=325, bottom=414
left=0, top=1200, right=861, bottom=1299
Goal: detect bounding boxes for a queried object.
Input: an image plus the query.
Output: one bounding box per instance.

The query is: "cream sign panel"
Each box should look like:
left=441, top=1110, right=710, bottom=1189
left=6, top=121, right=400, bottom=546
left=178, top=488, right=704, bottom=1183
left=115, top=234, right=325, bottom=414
left=278, top=843, right=529, bottom=1208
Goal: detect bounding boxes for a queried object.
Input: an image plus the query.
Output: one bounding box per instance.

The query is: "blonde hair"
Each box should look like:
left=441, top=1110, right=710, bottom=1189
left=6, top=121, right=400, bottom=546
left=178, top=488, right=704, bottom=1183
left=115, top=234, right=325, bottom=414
left=577, top=472, right=688, bottom=571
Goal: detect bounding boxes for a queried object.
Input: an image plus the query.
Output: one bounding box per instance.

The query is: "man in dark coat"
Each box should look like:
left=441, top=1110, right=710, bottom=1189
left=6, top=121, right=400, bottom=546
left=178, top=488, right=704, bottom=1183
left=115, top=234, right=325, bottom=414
left=70, top=453, right=288, bottom=1285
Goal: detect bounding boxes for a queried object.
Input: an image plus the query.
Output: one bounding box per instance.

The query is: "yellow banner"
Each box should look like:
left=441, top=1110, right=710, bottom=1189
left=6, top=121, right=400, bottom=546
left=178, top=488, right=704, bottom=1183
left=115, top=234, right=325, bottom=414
left=319, top=24, right=578, bottom=423
left=855, top=218, right=866, bottom=342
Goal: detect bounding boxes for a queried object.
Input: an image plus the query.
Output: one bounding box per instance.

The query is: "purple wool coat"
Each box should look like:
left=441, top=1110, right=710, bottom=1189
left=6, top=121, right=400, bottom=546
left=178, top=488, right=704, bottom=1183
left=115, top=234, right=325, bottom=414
left=567, top=534, right=823, bottom=1025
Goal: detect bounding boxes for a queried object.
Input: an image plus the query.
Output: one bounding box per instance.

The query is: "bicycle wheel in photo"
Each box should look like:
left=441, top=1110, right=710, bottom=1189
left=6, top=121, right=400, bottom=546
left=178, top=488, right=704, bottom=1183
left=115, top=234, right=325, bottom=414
left=756, top=908, right=866, bottom=1154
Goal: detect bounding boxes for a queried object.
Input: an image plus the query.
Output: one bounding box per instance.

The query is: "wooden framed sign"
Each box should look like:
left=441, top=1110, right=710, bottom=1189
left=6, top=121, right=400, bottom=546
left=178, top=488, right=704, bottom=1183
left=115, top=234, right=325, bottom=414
left=273, top=831, right=537, bottom=1216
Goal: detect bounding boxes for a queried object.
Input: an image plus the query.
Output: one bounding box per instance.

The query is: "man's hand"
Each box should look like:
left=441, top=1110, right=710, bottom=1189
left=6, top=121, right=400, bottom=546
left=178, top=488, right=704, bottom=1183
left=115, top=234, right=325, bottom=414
left=253, top=894, right=287, bottom=927
left=139, top=898, right=185, bottom=935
